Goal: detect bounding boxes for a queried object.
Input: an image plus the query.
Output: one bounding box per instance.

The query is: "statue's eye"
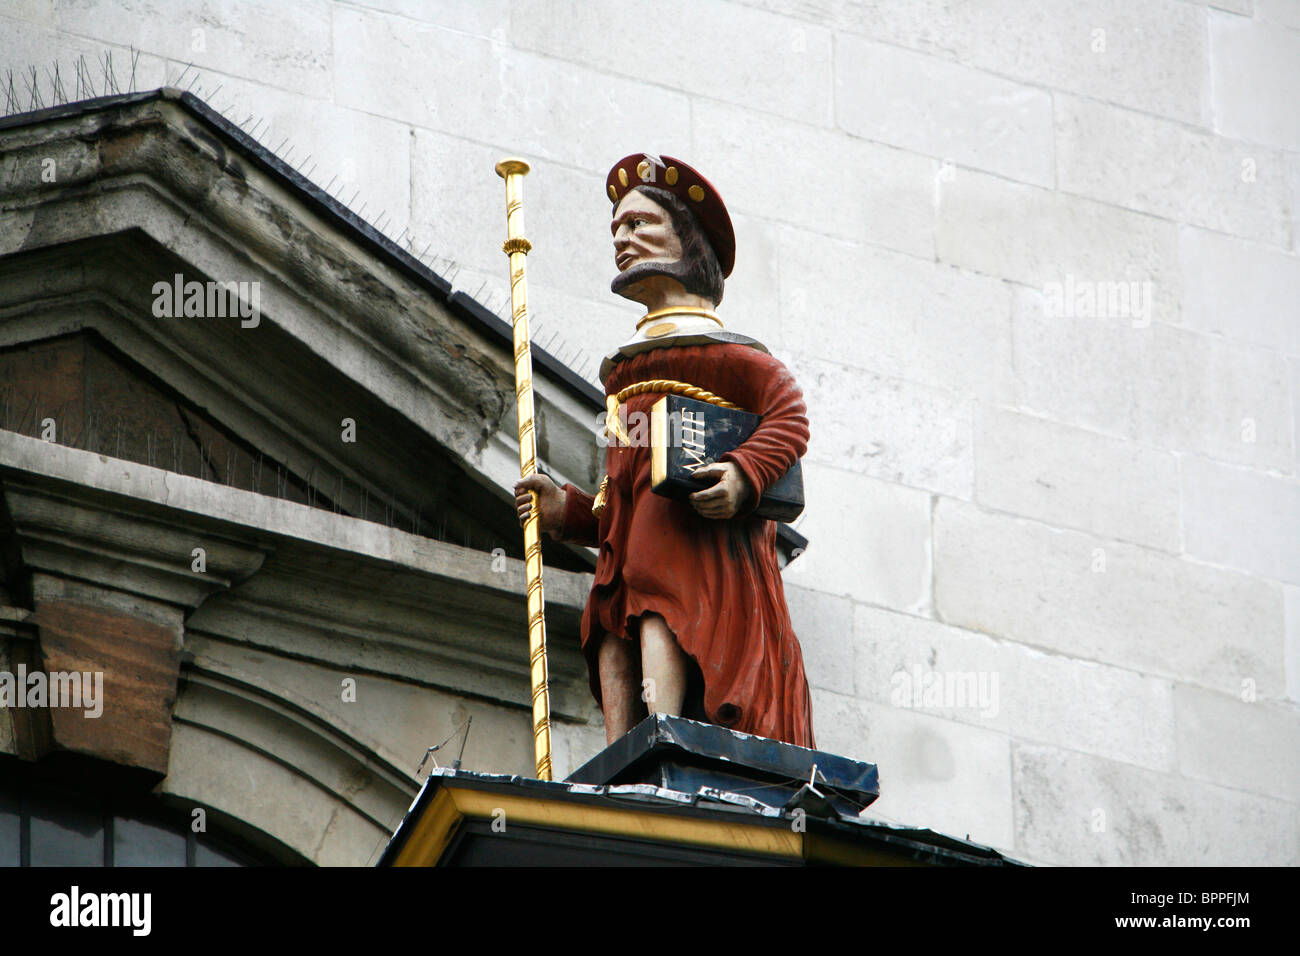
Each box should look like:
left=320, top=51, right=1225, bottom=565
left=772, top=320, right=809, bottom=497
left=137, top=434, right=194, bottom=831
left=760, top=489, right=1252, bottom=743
left=630, top=218, right=647, bottom=229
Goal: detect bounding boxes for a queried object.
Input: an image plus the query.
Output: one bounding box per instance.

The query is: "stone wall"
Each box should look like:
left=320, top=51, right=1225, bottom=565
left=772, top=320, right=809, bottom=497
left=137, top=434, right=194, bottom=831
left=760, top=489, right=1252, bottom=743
left=3, top=0, right=1296, bottom=865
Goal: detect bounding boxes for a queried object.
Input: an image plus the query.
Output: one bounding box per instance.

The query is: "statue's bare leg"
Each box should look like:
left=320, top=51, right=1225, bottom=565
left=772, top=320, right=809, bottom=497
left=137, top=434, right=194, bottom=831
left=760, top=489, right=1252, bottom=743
left=639, top=612, right=688, bottom=717
left=597, top=633, right=641, bottom=745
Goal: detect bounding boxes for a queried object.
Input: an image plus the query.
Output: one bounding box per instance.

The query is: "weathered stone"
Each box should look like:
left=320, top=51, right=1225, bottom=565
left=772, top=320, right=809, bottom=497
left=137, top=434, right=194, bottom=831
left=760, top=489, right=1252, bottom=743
left=974, top=404, right=1181, bottom=551
left=1174, top=683, right=1300, bottom=802
left=1286, top=584, right=1300, bottom=704
left=783, top=463, right=931, bottom=613
left=0, top=12, right=168, bottom=94
left=31, top=600, right=181, bottom=776
left=735, top=0, right=1209, bottom=124
left=510, top=0, right=835, bottom=125
left=1256, top=0, right=1300, bottom=27
left=55, top=0, right=332, bottom=99
left=1013, top=743, right=1299, bottom=865
left=1056, top=94, right=1292, bottom=248
left=815, top=690, right=1014, bottom=852
left=1181, top=456, right=1300, bottom=584
left=939, top=168, right=1181, bottom=325
left=189, top=70, right=413, bottom=245
left=693, top=100, right=937, bottom=258
left=780, top=226, right=1014, bottom=402
left=784, top=585, right=855, bottom=696
left=1179, top=226, right=1300, bottom=355
left=792, top=352, right=973, bottom=499
left=1012, top=288, right=1294, bottom=472
left=853, top=604, right=1177, bottom=771
left=343, top=0, right=512, bottom=37
left=335, top=5, right=691, bottom=170
left=1210, top=10, right=1300, bottom=152
left=933, top=497, right=1286, bottom=696
left=836, top=34, right=1054, bottom=187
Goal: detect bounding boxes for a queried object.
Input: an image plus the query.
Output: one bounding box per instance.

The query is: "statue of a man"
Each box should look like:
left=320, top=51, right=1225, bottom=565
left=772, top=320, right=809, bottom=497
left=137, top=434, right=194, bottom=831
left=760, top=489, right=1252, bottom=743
left=516, top=153, right=815, bottom=748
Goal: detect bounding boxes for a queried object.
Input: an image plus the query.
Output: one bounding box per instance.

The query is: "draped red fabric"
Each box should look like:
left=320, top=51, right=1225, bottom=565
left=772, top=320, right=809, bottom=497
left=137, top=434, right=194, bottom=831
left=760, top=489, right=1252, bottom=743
left=559, top=341, right=815, bottom=748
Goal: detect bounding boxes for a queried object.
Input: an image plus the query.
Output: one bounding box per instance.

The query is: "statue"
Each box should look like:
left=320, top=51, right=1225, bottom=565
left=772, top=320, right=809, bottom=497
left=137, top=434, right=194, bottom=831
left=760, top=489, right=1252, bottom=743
left=515, top=153, right=815, bottom=749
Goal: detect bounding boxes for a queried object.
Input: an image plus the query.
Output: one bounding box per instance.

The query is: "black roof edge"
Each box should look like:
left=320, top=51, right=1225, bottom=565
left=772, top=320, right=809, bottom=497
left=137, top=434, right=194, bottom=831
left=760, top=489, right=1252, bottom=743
left=0, top=88, right=810, bottom=551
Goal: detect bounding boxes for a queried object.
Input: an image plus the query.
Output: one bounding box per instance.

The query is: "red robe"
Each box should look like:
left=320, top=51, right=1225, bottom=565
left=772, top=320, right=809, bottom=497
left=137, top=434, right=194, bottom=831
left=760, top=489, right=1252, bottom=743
left=559, top=341, right=816, bottom=748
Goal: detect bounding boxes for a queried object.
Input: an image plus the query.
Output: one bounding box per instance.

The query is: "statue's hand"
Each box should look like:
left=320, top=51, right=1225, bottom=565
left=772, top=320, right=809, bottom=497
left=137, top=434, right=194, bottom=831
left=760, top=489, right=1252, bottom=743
left=688, top=461, right=753, bottom=520
left=515, top=474, right=566, bottom=537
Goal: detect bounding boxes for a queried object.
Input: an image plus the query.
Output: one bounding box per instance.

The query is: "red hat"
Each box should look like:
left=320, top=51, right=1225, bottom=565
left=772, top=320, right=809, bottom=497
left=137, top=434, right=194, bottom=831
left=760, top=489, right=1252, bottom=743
left=606, top=153, right=736, bottom=277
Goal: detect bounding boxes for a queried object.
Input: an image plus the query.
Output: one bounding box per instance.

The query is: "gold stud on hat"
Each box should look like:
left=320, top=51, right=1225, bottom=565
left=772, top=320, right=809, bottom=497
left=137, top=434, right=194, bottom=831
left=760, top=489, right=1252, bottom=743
left=605, top=152, right=737, bottom=277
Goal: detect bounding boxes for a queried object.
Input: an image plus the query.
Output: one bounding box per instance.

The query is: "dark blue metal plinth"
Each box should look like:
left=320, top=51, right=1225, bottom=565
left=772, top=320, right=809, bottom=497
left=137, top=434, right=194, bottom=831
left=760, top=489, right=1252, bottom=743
left=566, top=713, right=879, bottom=819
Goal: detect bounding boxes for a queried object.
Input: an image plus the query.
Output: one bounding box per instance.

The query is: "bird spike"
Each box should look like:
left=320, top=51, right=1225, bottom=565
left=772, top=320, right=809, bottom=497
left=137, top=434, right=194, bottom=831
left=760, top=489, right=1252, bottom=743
left=44, top=64, right=65, bottom=105
left=101, top=50, right=118, bottom=95
left=24, top=66, right=43, bottom=111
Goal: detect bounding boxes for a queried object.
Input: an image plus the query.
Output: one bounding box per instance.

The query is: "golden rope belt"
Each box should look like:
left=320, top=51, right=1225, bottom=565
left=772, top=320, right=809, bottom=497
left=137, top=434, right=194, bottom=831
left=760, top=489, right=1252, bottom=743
left=592, top=379, right=747, bottom=517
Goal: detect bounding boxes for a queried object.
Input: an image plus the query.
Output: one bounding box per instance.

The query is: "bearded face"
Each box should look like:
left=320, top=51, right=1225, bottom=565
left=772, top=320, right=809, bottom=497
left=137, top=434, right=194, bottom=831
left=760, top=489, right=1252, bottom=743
left=610, top=186, right=725, bottom=307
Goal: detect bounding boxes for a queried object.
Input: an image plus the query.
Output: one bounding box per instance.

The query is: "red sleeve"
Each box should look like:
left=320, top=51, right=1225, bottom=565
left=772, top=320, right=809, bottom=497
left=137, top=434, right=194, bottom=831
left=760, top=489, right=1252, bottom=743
left=558, top=482, right=600, bottom=546
left=717, top=352, right=809, bottom=518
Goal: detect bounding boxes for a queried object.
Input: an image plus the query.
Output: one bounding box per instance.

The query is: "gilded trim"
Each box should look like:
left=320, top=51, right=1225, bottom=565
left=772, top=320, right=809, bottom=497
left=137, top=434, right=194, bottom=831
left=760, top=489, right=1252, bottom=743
left=635, top=306, right=723, bottom=331
left=394, top=784, right=803, bottom=865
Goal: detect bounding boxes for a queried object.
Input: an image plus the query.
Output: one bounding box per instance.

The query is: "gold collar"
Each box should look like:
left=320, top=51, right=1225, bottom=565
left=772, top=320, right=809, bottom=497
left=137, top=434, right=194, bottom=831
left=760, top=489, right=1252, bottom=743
left=635, top=306, right=724, bottom=331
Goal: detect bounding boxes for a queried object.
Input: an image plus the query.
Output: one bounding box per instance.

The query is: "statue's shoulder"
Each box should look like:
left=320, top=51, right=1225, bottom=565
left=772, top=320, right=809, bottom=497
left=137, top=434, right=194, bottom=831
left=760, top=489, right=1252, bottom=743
left=599, top=329, right=769, bottom=385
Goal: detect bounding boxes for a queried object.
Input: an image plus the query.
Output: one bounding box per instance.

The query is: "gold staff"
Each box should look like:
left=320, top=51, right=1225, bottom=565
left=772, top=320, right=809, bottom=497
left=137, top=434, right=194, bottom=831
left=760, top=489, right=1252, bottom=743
left=495, top=157, right=552, bottom=781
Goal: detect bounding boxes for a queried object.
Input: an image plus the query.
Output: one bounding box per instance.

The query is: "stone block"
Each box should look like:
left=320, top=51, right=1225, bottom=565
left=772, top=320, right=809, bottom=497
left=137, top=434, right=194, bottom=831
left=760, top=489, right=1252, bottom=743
left=1056, top=94, right=1292, bottom=248
left=411, top=129, right=611, bottom=311
left=782, top=463, right=932, bottom=613
left=510, top=0, right=835, bottom=125
left=933, top=497, right=1286, bottom=696
left=335, top=6, right=692, bottom=171
left=1179, top=226, right=1300, bottom=355
left=55, top=0, right=332, bottom=99
left=938, top=167, right=1181, bottom=326
left=791, top=352, right=973, bottom=499
left=692, top=99, right=937, bottom=258
left=1256, top=0, right=1300, bottom=27
left=345, top=0, right=511, bottom=37
left=1174, top=683, right=1300, bottom=802
left=784, top=585, right=855, bottom=696
left=780, top=226, right=1014, bottom=402
left=853, top=604, right=1177, bottom=771
left=814, top=691, right=1014, bottom=852
left=974, top=404, right=1181, bottom=551
left=1012, top=287, right=1294, bottom=472
left=836, top=34, right=1054, bottom=187
left=0, top=13, right=168, bottom=95
left=199, top=70, right=412, bottom=243
left=1210, top=10, right=1300, bottom=151
left=746, top=0, right=1209, bottom=125
left=1286, top=584, right=1300, bottom=704
left=1181, top=456, right=1300, bottom=584
left=1012, top=743, right=1300, bottom=865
